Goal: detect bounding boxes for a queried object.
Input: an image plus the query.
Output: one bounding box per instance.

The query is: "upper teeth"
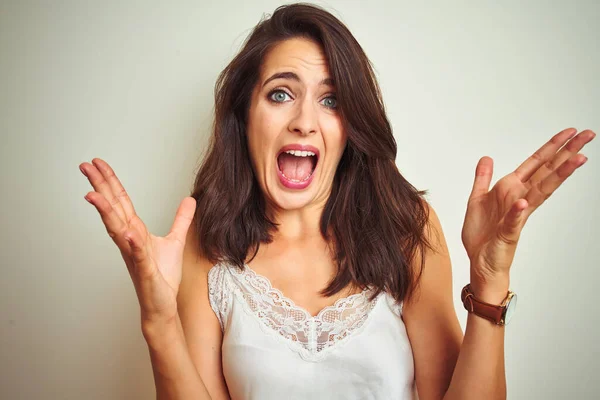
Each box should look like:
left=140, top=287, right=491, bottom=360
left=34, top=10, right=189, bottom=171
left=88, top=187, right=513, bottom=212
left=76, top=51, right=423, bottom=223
left=284, top=150, right=316, bottom=157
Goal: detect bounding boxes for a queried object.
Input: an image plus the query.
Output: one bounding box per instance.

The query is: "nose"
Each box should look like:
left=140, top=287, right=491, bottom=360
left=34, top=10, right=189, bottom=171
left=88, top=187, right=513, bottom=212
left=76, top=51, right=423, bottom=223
left=287, top=96, right=318, bottom=136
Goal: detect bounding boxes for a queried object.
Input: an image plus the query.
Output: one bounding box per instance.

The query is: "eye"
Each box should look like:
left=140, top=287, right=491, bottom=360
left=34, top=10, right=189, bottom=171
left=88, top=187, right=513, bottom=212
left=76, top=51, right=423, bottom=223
left=320, top=95, right=337, bottom=109
left=268, top=89, right=292, bottom=103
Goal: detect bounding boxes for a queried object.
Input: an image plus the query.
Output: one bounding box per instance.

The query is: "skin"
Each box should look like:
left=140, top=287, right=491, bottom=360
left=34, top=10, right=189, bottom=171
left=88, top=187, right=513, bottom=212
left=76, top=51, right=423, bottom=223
left=246, top=37, right=347, bottom=241
left=79, top=34, right=596, bottom=399
left=242, top=37, right=360, bottom=314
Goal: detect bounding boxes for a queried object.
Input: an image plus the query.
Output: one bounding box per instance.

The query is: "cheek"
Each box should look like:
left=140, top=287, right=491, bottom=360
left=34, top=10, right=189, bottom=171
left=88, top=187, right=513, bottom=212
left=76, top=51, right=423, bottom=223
left=324, top=120, right=347, bottom=159
left=247, top=106, right=279, bottom=169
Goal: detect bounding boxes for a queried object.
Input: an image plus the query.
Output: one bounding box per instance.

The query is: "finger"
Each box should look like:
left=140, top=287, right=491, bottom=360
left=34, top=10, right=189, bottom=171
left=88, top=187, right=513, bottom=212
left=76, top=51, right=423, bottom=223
left=166, top=197, right=197, bottom=246
left=498, top=198, right=528, bottom=243
left=85, top=191, right=129, bottom=248
left=514, top=127, right=577, bottom=182
left=527, top=129, right=596, bottom=187
left=524, top=153, right=588, bottom=211
left=80, top=160, right=127, bottom=223
left=469, top=156, right=494, bottom=200
left=93, top=158, right=138, bottom=221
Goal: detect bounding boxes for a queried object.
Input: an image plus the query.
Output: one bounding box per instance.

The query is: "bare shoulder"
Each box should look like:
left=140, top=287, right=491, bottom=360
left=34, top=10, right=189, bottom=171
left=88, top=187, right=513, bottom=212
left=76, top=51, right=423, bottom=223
left=178, top=221, right=216, bottom=312
left=177, top=222, right=230, bottom=399
left=402, top=201, right=464, bottom=400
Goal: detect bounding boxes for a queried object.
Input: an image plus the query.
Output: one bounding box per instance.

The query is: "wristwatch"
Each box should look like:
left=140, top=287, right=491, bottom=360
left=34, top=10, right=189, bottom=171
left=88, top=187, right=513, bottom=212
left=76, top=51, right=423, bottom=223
left=461, top=283, right=517, bottom=326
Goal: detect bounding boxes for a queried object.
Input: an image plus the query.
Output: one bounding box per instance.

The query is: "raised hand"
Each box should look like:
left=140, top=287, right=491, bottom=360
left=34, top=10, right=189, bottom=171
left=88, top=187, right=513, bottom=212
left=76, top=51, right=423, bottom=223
left=461, top=128, right=595, bottom=296
left=79, top=158, right=196, bottom=324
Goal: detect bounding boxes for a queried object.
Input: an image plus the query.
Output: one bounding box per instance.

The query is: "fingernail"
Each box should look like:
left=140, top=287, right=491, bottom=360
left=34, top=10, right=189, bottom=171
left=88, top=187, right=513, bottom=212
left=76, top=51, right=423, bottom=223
left=80, top=166, right=87, bottom=176
left=84, top=195, right=92, bottom=204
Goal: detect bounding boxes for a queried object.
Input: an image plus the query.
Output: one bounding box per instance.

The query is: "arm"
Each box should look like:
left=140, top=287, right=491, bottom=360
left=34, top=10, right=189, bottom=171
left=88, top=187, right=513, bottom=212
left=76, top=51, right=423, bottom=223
left=402, top=203, right=506, bottom=400
left=143, top=314, right=212, bottom=400
left=440, top=128, right=594, bottom=399
left=442, top=280, right=508, bottom=400
left=176, top=222, right=231, bottom=399
left=142, top=222, right=230, bottom=400
left=79, top=158, right=214, bottom=399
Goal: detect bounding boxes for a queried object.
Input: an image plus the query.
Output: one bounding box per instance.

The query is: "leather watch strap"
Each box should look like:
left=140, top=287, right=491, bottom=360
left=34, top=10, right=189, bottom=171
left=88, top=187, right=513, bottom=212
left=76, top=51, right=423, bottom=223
left=461, top=283, right=506, bottom=325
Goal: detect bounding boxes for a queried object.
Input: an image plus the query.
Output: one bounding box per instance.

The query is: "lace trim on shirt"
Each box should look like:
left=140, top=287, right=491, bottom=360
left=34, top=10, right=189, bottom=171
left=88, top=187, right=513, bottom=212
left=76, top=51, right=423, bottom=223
left=386, top=293, right=404, bottom=317
left=225, top=262, right=381, bottom=362
left=208, top=263, right=231, bottom=332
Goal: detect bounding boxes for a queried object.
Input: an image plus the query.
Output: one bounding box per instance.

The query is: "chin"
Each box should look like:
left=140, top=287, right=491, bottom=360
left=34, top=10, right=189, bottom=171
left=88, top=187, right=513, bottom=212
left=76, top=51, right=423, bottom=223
left=266, top=183, right=319, bottom=211
left=274, top=192, right=314, bottom=211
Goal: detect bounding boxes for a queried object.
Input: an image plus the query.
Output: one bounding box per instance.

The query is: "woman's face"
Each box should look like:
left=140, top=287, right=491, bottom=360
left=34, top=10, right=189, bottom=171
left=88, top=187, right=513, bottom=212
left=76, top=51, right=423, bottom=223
left=246, top=37, right=347, bottom=213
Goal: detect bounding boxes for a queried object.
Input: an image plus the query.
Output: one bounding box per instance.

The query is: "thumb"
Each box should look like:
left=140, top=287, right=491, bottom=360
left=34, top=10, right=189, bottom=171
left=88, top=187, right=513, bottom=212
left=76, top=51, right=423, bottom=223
left=124, top=228, right=155, bottom=278
left=167, top=197, right=197, bottom=246
left=498, top=198, right=528, bottom=243
left=469, top=156, right=494, bottom=201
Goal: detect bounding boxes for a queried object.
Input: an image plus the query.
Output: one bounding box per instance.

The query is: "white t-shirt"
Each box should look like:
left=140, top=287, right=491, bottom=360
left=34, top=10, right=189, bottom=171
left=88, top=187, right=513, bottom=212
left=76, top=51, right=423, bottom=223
left=208, top=261, right=417, bottom=400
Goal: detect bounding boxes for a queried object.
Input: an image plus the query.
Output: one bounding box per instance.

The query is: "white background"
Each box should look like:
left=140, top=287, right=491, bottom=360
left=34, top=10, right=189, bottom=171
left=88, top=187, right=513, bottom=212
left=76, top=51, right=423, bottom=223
left=1, top=1, right=598, bottom=398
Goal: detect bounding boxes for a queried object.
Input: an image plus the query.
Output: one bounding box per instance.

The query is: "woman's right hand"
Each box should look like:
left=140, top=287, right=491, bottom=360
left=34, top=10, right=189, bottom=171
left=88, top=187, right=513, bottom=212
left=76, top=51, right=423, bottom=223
left=79, top=158, right=197, bottom=326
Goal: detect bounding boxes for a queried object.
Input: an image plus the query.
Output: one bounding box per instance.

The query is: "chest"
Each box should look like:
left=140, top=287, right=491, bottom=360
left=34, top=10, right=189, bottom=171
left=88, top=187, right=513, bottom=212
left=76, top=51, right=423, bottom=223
left=220, top=291, right=416, bottom=399
left=245, top=242, right=361, bottom=317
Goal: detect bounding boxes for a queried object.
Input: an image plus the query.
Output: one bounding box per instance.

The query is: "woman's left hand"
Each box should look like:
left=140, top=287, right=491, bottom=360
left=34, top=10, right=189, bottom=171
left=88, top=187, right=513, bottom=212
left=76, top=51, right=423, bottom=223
left=461, top=127, right=595, bottom=299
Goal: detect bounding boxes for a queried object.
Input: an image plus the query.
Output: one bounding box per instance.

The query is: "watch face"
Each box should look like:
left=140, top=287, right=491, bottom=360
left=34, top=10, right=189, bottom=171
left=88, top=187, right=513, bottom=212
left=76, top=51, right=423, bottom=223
left=504, top=293, right=518, bottom=325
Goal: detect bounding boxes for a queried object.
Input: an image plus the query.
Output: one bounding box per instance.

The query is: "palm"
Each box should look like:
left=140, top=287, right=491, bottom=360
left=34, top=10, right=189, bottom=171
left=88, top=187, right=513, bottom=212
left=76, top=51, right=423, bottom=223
left=122, top=213, right=184, bottom=287
left=147, top=233, right=185, bottom=292
left=461, top=128, right=595, bottom=277
left=80, top=158, right=196, bottom=320
left=462, top=173, right=528, bottom=272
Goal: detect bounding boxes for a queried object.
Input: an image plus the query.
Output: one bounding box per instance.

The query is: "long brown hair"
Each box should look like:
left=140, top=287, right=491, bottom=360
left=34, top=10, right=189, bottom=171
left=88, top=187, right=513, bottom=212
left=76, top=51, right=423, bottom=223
left=191, top=2, right=433, bottom=305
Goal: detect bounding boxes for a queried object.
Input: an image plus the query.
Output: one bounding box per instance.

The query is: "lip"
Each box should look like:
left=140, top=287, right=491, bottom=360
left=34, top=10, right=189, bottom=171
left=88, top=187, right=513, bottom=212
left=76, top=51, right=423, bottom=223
left=276, top=143, right=320, bottom=190
left=276, top=144, right=320, bottom=159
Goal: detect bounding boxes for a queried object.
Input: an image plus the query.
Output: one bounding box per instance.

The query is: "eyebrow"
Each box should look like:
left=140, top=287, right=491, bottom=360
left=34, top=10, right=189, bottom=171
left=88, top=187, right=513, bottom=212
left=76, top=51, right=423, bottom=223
left=261, top=71, right=335, bottom=89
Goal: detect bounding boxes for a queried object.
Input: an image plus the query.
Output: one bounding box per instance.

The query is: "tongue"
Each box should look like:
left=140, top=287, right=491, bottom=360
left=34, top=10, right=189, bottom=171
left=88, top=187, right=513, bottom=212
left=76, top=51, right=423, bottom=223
left=278, top=153, right=313, bottom=181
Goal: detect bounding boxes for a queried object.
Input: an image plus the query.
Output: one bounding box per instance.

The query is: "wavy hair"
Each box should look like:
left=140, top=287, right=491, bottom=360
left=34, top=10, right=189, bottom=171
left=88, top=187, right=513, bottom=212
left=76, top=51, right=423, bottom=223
left=190, top=2, right=433, bottom=304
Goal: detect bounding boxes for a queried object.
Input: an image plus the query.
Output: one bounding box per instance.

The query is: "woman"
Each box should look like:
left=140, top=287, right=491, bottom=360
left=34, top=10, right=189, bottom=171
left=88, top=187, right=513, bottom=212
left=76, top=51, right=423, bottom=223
left=79, top=3, right=595, bottom=399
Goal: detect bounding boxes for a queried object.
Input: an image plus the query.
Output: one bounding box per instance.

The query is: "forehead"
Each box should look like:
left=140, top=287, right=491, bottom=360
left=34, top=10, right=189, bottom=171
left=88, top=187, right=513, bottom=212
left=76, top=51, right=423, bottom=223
left=260, top=37, right=331, bottom=83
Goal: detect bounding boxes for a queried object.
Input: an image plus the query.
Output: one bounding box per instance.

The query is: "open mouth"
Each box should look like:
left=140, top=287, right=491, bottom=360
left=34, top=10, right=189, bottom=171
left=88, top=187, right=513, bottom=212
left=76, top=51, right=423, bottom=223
left=276, top=145, right=319, bottom=187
